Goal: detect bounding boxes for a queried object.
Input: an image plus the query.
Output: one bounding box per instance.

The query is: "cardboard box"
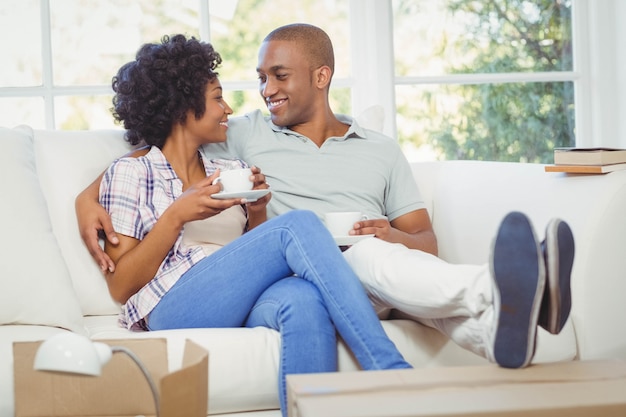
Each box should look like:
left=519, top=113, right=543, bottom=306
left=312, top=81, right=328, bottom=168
left=14, top=338, right=208, bottom=417
left=287, top=360, right=626, bottom=417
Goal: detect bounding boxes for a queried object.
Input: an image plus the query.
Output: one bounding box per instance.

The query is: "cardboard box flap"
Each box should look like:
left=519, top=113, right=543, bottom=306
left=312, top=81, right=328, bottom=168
left=293, top=380, right=626, bottom=417
left=290, top=359, right=626, bottom=396
left=14, top=337, right=207, bottom=417
left=287, top=360, right=626, bottom=417
left=159, top=340, right=208, bottom=417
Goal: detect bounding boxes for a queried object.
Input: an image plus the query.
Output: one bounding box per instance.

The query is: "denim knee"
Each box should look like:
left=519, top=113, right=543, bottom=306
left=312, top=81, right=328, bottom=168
left=276, top=209, right=326, bottom=236
left=281, top=209, right=320, bottom=225
left=266, top=278, right=332, bottom=331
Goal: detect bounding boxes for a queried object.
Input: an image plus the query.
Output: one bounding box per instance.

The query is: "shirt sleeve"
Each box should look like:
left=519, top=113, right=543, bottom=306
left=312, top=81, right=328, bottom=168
left=99, top=158, right=146, bottom=240
left=384, top=146, right=426, bottom=221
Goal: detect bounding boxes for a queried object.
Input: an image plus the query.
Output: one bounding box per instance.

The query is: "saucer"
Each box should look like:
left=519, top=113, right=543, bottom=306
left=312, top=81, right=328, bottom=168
left=333, top=234, right=375, bottom=246
left=212, top=189, right=270, bottom=202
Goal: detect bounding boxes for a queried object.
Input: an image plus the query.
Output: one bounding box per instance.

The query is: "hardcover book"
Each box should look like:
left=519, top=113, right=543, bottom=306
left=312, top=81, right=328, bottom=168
left=554, top=147, right=626, bottom=166
left=545, top=163, right=626, bottom=174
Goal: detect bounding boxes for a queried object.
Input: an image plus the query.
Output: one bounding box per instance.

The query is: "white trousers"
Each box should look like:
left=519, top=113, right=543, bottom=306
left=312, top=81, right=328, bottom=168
left=343, top=237, right=495, bottom=360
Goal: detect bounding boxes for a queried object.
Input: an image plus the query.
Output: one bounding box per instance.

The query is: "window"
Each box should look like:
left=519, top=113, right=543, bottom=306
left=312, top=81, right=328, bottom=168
left=393, top=0, right=575, bottom=163
left=1, top=0, right=618, bottom=163
left=0, top=0, right=351, bottom=130
left=1, top=0, right=206, bottom=129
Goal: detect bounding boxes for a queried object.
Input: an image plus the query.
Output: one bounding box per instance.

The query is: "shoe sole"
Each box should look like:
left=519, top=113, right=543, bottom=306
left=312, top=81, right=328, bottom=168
left=490, top=212, right=545, bottom=369
left=540, top=219, right=574, bottom=334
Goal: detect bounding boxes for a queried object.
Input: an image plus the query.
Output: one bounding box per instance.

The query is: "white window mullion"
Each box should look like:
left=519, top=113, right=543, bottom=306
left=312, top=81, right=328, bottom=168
left=199, top=0, right=210, bottom=42
left=572, top=0, right=593, bottom=147
left=349, top=0, right=396, bottom=138
left=40, top=0, right=55, bottom=129
left=396, top=71, right=579, bottom=86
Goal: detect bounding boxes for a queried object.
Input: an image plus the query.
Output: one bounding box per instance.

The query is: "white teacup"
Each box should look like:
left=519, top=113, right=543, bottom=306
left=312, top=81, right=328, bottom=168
left=324, top=211, right=369, bottom=237
left=212, top=168, right=253, bottom=193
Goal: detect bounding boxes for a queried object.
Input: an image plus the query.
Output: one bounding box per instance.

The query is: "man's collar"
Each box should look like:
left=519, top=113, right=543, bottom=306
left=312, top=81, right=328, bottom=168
left=337, top=114, right=367, bottom=139
left=268, top=114, right=367, bottom=140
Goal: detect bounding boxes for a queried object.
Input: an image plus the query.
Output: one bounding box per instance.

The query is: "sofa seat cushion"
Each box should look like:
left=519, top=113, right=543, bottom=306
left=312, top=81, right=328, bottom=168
left=83, top=316, right=491, bottom=414
left=85, top=315, right=281, bottom=415
left=0, top=312, right=578, bottom=416
left=81, top=314, right=575, bottom=415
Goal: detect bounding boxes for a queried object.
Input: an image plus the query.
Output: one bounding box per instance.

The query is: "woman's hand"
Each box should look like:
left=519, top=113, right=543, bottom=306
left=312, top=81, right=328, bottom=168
left=75, top=181, right=118, bottom=273
left=246, top=165, right=271, bottom=229
left=167, top=170, right=244, bottom=227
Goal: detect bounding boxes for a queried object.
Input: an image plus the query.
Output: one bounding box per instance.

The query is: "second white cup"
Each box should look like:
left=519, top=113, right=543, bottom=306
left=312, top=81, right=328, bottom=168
left=324, top=211, right=369, bottom=237
left=212, top=168, right=253, bottom=193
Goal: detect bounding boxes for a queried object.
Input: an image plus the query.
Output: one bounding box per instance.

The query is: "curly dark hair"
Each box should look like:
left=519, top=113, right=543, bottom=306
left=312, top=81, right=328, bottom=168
left=111, top=34, right=222, bottom=147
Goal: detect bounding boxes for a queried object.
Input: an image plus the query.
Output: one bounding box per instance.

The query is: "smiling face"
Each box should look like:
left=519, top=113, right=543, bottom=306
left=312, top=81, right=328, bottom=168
left=256, top=40, right=319, bottom=129
left=186, top=78, right=233, bottom=144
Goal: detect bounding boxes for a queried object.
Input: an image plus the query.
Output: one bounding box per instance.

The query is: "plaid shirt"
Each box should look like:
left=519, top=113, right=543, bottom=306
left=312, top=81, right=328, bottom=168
left=99, top=146, right=247, bottom=330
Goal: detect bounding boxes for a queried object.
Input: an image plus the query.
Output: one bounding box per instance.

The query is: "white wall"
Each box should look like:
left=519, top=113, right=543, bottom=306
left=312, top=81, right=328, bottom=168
left=616, top=0, right=626, bottom=148
left=584, top=0, right=626, bottom=148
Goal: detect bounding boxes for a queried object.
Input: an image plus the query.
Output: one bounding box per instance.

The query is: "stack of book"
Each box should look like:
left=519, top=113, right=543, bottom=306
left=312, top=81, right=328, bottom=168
left=545, top=147, right=626, bottom=174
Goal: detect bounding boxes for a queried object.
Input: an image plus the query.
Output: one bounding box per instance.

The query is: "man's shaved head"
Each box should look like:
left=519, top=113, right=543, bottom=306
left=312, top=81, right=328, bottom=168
left=263, top=23, right=335, bottom=75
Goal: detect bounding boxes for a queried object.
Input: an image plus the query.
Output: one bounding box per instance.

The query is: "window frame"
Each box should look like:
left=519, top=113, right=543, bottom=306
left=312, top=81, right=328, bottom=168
left=0, top=0, right=619, bottom=151
left=348, top=0, right=598, bottom=149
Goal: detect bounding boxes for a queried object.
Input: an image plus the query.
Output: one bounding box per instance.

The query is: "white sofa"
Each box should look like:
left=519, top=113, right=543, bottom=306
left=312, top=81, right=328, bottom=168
left=2, top=124, right=626, bottom=417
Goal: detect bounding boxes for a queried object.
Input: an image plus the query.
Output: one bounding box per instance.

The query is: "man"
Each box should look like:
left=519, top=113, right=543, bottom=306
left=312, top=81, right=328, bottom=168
left=77, top=23, right=574, bottom=369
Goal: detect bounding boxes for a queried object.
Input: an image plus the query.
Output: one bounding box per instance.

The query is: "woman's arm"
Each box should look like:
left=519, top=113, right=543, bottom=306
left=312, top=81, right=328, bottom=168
left=75, top=147, right=151, bottom=272
left=104, top=206, right=185, bottom=304
left=104, top=174, right=241, bottom=304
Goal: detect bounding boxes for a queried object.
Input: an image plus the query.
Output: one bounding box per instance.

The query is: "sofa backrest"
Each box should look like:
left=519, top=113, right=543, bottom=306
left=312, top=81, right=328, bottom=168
left=0, top=126, right=85, bottom=332
left=25, top=106, right=387, bottom=318
left=10, top=124, right=626, bottom=361
left=33, top=129, right=133, bottom=316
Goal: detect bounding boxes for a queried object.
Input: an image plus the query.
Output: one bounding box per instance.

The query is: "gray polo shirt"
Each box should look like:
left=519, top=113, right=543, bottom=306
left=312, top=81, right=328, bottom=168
left=203, top=110, right=425, bottom=221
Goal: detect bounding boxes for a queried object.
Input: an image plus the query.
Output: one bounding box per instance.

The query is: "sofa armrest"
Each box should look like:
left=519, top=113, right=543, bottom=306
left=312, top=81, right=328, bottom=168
left=411, top=160, right=626, bottom=361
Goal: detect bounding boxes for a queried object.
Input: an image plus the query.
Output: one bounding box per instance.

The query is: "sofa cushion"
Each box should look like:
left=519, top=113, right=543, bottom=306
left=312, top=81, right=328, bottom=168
left=82, top=315, right=491, bottom=415
left=33, top=129, right=133, bottom=315
left=0, top=126, right=84, bottom=333
left=355, top=104, right=385, bottom=132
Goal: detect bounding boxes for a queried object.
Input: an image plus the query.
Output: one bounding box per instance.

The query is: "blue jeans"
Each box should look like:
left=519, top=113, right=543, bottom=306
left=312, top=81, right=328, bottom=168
left=147, top=210, right=411, bottom=414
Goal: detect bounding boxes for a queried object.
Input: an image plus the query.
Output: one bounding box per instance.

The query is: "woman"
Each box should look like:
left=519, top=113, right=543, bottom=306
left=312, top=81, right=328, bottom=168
left=100, top=34, right=411, bottom=415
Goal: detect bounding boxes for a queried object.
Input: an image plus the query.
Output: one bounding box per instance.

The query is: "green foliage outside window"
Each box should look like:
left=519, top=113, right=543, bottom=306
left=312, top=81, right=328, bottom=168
left=2, top=0, right=576, bottom=162
left=395, top=0, right=574, bottom=163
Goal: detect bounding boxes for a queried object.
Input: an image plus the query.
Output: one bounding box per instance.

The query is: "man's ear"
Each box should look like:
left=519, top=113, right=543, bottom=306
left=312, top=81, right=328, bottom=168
left=314, top=65, right=332, bottom=89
